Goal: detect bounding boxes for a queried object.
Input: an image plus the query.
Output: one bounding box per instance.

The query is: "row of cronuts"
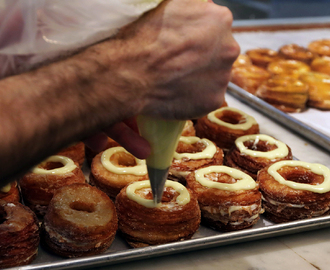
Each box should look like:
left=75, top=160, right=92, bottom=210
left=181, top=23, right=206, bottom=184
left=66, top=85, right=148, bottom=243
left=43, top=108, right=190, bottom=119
left=231, top=39, right=330, bottom=112
left=1, top=105, right=330, bottom=269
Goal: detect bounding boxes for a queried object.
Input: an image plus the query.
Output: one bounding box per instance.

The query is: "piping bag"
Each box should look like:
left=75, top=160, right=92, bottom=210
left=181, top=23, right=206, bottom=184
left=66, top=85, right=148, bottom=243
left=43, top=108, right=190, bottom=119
left=137, top=115, right=186, bottom=205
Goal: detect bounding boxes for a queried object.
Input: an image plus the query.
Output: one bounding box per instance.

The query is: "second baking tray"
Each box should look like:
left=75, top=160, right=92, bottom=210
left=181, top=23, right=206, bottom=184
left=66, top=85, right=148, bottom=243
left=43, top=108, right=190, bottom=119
left=227, top=82, right=330, bottom=152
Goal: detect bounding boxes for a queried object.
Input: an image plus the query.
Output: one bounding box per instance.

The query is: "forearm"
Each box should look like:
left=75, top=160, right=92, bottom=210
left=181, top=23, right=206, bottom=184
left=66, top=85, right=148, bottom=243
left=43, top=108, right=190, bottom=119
left=0, top=40, right=142, bottom=184
left=0, top=0, right=239, bottom=185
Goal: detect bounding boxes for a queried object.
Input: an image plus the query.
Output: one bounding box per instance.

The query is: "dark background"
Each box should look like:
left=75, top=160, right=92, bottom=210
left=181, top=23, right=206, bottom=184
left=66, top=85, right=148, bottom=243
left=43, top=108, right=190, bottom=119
left=214, top=0, right=330, bottom=20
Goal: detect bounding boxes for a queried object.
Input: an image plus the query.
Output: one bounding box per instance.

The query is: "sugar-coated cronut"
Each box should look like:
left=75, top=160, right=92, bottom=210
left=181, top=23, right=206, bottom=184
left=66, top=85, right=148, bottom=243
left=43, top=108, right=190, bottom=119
left=42, top=183, right=118, bottom=257
left=0, top=200, right=40, bottom=269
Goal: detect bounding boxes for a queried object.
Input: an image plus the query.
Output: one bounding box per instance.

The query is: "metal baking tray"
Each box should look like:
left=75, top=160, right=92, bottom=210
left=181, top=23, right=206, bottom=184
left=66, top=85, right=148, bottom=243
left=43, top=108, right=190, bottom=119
left=10, top=214, right=330, bottom=270
left=227, top=82, right=330, bottom=152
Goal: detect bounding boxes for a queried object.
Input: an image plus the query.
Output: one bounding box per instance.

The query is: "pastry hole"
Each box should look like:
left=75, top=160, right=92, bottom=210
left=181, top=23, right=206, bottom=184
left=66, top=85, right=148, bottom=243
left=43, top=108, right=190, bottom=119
left=70, top=201, right=95, bottom=213
left=211, top=172, right=238, bottom=184
left=177, top=141, right=206, bottom=154
left=135, top=188, right=153, bottom=200
left=41, top=162, right=64, bottom=170
left=216, top=111, right=244, bottom=125
left=111, top=152, right=136, bottom=167
left=161, top=187, right=176, bottom=202
left=281, top=170, right=322, bottom=185
left=244, top=140, right=277, bottom=152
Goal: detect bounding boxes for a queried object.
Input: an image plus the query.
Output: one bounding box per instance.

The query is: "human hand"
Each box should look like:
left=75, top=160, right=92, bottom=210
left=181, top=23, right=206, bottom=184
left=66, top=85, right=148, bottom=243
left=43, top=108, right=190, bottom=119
left=84, top=117, right=151, bottom=159
left=110, top=0, right=240, bottom=120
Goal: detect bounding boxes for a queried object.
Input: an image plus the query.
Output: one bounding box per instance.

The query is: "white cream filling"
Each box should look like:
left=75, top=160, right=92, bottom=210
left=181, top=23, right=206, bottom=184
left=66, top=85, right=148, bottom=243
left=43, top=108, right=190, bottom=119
left=235, top=134, right=289, bottom=159
left=195, top=165, right=256, bottom=191
left=101, top=147, right=147, bottom=175
left=268, top=160, right=330, bottom=193
left=173, top=136, right=217, bottom=160
left=126, top=180, right=190, bottom=208
left=207, top=107, right=257, bottom=130
left=32, top=155, right=77, bottom=175
left=261, top=195, right=305, bottom=208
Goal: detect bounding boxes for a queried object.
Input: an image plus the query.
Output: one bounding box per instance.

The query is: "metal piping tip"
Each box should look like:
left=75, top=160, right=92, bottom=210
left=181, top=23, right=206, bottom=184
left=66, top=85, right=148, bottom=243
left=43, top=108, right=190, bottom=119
left=147, top=167, right=169, bottom=205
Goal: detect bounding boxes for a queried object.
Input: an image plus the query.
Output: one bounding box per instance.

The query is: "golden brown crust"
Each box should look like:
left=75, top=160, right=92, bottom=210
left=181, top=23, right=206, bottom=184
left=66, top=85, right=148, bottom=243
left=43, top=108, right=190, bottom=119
left=0, top=200, right=40, bottom=268
left=195, top=108, right=259, bottom=151
left=279, top=44, right=316, bottom=64
left=258, top=164, right=330, bottom=223
left=246, top=48, right=283, bottom=68
left=0, top=181, right=20, bottom=203
left=186, top=168, right=262, bottom=231
left=255, top=76, right=309, bottom=113
left=299, top=72, right=330, bottom=110
left=57, top=142, right=85, bottom=168
left=42, top=183, right=118, bottom=257
left=311, top=56, right=330, bottom=76
left=19, top=158, right=86, bottom=216
left=224, top=136, right=293, bottom=180
left=308, top=39, right=330, bottom=57
left=115, top=184, right=201, bottom=247
left=231, top=65, right=271, bottom=94
left=169, top=139, right=223, bottom=184
left=267, top=59, right=311, bottom=78
left=90, top=150, right=148, bottom=200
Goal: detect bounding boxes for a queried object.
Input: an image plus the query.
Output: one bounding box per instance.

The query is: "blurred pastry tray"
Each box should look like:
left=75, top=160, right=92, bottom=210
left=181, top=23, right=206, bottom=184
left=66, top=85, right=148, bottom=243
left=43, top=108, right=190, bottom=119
left=229, top=17, right=330, bottom=152
left=227, top=82, right=330, bottom=152
left=14, top=214, right=330, bottom=270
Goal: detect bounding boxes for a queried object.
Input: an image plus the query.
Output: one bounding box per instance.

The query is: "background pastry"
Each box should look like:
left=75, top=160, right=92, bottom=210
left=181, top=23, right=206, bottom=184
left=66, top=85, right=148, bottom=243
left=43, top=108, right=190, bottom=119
left=255, top=76, right=309, bottom=113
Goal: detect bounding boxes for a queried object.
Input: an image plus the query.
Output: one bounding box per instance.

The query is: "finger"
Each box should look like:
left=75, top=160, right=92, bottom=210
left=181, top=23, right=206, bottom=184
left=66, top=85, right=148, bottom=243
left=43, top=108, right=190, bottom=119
left=104, top=122, right=151, bottom=159
left=123, top=116, right=139, bottom=133
left=83, top=132, right=110, bottom=153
